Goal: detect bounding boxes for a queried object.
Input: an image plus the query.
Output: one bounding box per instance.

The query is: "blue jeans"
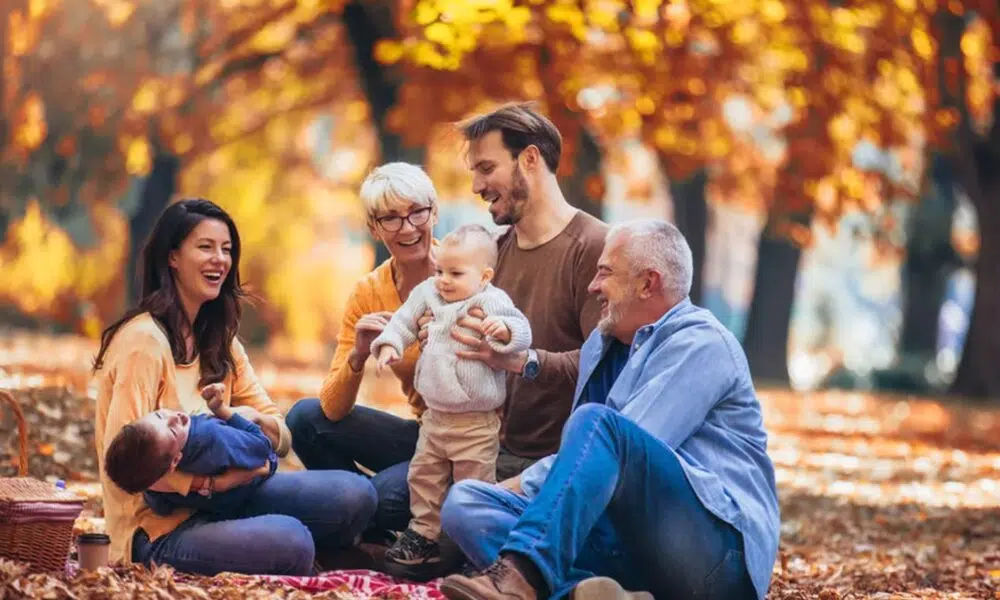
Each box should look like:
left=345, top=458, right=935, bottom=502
left=286, top=399, right=419, bottom=533
left=132, top=470, right=376, bottom=576
left=441, top=403, right=756, bottom=599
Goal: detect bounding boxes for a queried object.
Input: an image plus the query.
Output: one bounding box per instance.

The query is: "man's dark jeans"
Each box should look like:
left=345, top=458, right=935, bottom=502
left=286, top=399, right=538, bottom=533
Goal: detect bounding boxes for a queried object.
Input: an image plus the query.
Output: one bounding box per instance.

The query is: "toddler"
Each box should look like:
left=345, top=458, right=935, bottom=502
left=371, top=224, right=532, bottom=579
left=103, top=383, right=277, bottom=516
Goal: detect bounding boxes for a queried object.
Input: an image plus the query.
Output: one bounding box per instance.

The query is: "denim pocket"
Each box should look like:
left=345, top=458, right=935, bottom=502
left=703, top=549, right=752, bottom=599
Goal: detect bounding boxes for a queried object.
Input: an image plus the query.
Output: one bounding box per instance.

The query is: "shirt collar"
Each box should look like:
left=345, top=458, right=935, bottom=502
left=600, top=296, right=692, bottom=349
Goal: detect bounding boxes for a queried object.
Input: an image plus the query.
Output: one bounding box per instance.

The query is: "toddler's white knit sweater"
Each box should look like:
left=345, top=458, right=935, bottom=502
left=371, top=279, right=532, bottom=413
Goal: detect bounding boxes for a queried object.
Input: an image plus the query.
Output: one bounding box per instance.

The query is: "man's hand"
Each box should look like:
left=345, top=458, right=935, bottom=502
left=453, top=307, right=528, bottom=373
left=416, top=309, right=433, bottom=349
left=499, top=475, right=523, bottom=495
left=376, top=346, right=400, bottom=375
left=481, top=315, right=511, bottom=344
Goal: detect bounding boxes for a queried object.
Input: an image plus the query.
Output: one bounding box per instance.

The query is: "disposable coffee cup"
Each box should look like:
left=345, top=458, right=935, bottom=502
left=77, top=533, right=111, bottom=571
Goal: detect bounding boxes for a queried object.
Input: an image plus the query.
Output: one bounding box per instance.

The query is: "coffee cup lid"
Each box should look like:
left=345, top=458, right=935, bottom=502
left=78, top=533, right=111, bottom=545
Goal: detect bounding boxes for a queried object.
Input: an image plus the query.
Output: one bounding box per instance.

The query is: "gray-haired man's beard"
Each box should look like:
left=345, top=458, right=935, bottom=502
left=597, top=301, right=625, bottom=335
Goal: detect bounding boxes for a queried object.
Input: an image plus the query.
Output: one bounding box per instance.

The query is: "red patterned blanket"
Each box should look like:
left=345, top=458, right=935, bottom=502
left=226, top=569, right=444, bottom=598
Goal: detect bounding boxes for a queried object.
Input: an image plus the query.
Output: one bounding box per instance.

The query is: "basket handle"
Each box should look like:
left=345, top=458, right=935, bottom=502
left=0, top=389, right=29, bottom=476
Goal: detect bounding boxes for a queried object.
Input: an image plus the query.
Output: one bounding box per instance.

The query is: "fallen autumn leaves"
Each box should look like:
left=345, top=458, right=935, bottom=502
left=2, top=331, right=1000, bottom=598
left=0, top=559, right=360, bottom=599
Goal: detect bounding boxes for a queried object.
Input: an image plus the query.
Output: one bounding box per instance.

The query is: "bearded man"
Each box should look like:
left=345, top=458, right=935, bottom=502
left=448, top=102, right=609, bottom=481
left=438, top=220, right=781, bottom=600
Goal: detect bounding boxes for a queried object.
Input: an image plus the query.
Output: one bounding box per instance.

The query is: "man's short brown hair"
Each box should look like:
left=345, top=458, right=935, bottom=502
left=104, top=422, right=175, bottom=494
left=459, top=102, right=562, bottom=174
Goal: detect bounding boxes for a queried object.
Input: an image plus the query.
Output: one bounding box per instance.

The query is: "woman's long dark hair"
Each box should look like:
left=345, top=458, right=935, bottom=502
left=93, top=198, right=245, bottom=386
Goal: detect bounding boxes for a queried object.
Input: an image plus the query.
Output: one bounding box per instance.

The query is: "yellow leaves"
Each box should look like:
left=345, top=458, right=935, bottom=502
left=14, top=93, right=47, bottom=154
left=636, top=96, right=656, bottom=115
left=828, top=113, right=857, bottom=143
left=960, top=19, right=988, bottom=59
left=425, top=22, right=456, bottom=46
left=0, top=201, right=77, bottom=313
left=344, top=100, right=370, bottom=123
left=626, top=28, right=661, bottom=56
left=92, top=0, right=135, bottom=27
left=123, top=137, right=152, bottom=176
left=788, top=87, right=807, bottom=108
left=131, top=80, right=162, bottom=114
left=894, top=0, right=917, bottom=13
left=633, top=0, right=660, bottom=22
left=249, top=19, right=297, bottom=52
left=374, top=40, right=406, bottom=65
left=172, top=133, right=194, bottom=155
left=414, top=2, right=439, bottom=25
left=911, top=28, right=934, bottom=59
left=545, top=2, right=587, bottom=39
left=8, top=10, right=38, bottom=56
left=504, top=6, right=533, bottom=36
left=28, top=0, right=57, bottom=19
left=730, top=19, right=760, bottom=45
left=760, top=0, right=786, bottom=23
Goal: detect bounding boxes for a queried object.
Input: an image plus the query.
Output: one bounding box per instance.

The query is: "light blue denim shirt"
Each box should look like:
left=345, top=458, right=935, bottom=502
left=520, top=298, right=780, bottom=600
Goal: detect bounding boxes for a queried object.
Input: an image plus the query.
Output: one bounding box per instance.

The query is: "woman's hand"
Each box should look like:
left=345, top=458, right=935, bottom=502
left=349, top=311, right=394, bottom=370
left=213, top=461, right=271, bottom=492
left=230, top=405, right=260, bottom=422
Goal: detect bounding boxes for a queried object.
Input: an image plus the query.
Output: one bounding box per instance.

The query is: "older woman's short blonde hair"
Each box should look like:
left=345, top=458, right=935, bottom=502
left=360, top=162, right=438, bottom=225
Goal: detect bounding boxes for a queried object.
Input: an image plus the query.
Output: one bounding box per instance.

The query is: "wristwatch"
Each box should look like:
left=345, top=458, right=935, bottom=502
left=521, top=349, right=540, bottom=381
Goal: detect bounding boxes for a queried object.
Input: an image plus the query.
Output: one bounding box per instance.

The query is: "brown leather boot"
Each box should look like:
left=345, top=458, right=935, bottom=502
left=571, top=577, right=653, bottom=600
left=439, top=556, right=540, bottom=600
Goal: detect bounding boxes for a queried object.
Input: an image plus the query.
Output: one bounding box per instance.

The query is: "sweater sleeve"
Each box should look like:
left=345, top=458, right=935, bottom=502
left=103, top=328, right=193, bottom=497
left=371, top=281, right=428, bottom=356
left=319, top=279, right=372, bottom=421
left=478, top=288, right=533, bottom=354
left=229, top=339, right=291, bottom=457
left=216, top=415, right=274, bottom=468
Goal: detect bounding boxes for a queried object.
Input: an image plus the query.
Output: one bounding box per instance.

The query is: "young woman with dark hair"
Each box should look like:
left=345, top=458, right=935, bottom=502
left=93, top=198, right=376, bottom=576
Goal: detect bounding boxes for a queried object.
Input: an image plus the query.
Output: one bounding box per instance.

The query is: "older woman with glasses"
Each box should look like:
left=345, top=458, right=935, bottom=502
left=286, top=162, right=439, bottom=551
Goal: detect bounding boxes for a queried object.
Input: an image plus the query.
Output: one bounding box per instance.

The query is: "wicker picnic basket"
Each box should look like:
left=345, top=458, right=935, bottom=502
left=0, top=389, right=85, bottom=573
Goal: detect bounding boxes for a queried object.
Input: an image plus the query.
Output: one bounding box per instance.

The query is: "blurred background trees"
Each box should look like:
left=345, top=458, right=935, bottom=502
left=1, top=0, right=997, bottom=398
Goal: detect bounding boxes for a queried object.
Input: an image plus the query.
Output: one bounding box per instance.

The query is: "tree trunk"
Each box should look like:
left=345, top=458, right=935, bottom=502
left=127, top=153, right=179, bottom=303
left=669, top=170, right=708, bottom=304
left=951, top=178, right=1000, bottom=397
left=559, top=127, right=603, bottom=219
left=898, top=153, right=961, bottom=358
left=949, top=108, right=1000, bottom=397
left=343, top=1, right=425, bottom=267
left=741, top=214, right=810, bottom=384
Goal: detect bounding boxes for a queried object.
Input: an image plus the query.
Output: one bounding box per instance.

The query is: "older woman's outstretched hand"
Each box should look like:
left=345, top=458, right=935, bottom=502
left=349, top=311, right=393, bottom=371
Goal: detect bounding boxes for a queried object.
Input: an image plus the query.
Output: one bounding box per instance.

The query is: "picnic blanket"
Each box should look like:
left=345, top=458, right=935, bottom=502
left=228, top=569, right=444, bottom=598
left=64, top=561, right=444, bottom=598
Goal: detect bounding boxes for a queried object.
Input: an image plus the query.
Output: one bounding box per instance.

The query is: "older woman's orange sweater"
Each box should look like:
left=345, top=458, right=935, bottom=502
left=93, top=313, right=292, bottom=564
left=319, top=258, right=424, bottom=420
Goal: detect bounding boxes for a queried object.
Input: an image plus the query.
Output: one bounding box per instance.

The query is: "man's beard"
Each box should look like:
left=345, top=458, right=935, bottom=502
left=492, top=165, right=530, bottom=226
left=597, top=299, right=627, bottom=336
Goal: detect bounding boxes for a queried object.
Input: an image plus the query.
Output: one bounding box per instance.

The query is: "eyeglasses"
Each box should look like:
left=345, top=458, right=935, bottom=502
left=374, top=207, right=433, bottom=232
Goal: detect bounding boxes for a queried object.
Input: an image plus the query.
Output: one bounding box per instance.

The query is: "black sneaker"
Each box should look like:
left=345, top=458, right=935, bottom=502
left=382, top=528, right=451, bottom=582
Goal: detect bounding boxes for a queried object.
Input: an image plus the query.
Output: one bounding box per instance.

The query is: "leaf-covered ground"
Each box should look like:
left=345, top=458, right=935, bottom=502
left=2, top=331, right=999, bottom=599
